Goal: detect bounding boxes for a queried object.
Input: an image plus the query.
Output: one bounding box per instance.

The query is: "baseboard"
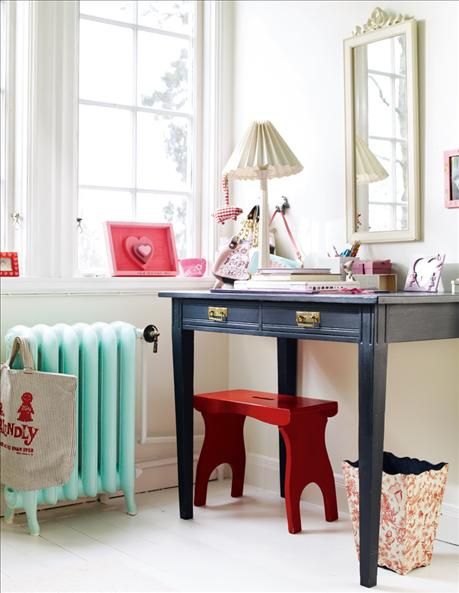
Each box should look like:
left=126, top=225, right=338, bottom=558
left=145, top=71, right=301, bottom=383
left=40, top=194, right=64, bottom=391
left=245, top=452, right=459, bottom=546
left=3, top=450, right=456, bottom=547
left=0, top=452, right=214, bottom=518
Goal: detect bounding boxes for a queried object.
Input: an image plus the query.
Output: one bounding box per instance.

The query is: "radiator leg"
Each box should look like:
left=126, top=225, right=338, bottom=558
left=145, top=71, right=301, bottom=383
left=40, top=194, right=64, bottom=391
left=124, top=491, right=137, bottom=516
left=98, top=494, right=110, bottom=505
left=4, top=504, right=15, bottom=524
left=23, top=491, right=40, bottom=536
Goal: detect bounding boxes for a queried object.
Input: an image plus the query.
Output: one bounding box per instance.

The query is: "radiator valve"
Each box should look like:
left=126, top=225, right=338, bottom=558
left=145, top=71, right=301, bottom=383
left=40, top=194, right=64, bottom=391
left=143, top=324, right=160, bottom=353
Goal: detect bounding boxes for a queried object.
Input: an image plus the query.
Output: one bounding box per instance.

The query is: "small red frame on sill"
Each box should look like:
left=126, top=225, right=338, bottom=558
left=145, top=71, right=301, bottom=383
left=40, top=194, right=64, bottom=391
left=0, top=252, right=19, bottom=277
left=105, top=222, right=178, bottom=277
left=444, top=148, right=459, bottom=208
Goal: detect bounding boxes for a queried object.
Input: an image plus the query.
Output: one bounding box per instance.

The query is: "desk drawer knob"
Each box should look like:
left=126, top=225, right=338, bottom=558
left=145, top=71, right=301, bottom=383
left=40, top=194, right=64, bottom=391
left=208, top=307, right=228, bottom=322
left=296, top=311, right=320, bottom=328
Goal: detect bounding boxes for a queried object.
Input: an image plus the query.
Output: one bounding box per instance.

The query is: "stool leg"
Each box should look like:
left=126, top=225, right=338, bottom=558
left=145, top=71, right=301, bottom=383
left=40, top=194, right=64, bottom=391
left=280, top=414, right=338, bottom=534
left=280, top=427, right=303, bottom=534
left=194, top=412, right=246, bottom=506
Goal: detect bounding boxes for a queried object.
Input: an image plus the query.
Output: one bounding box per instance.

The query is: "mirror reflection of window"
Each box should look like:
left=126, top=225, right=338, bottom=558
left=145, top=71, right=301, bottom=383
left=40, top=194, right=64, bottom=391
left=354, top=34, right=408, bottom=232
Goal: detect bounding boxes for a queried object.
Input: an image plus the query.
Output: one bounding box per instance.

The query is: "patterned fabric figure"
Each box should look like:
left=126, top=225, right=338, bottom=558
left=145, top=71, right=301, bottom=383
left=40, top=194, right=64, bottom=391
left=17, top=392, right=34, bottom=422
left=213, top=176, right=243, bottom=224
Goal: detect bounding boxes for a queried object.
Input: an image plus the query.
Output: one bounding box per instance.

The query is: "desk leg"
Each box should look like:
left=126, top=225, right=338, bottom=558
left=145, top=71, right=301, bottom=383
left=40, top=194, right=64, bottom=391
left=277, top=338, right=298, bottom=498
left=358, top=333, right=388, bottom=588
left=172, top=314, right=195, bottom=520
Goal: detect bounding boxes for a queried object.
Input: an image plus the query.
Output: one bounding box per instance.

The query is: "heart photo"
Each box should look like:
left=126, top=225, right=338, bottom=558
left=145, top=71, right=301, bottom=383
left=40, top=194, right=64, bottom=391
left=105, top=222, right=178, bottom=277
left=404, top=254, right=445, bottom=292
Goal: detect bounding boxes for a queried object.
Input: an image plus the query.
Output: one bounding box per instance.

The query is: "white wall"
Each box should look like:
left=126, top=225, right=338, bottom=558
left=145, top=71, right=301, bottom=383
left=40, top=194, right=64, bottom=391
left=229, top=0, right=459, bottom=543
left=1, top=290, right=228, bottom=491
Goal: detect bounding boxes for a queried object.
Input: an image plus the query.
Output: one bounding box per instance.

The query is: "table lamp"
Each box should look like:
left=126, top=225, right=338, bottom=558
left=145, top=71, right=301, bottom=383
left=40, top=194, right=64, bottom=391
left=222, top=121, right=303, bottom=269
left=355, top=134, right=388, bottom=184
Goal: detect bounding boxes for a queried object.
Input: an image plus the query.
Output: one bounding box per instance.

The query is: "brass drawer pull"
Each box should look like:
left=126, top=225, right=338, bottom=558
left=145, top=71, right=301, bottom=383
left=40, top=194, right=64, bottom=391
left=296, top=311, right=320, bottom=328
left=208, top=307, right=228, bottom=322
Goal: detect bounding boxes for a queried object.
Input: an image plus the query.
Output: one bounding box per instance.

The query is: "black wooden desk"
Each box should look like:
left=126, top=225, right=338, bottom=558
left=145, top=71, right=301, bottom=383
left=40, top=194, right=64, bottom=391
left=159, top=290, right=459, bottom=588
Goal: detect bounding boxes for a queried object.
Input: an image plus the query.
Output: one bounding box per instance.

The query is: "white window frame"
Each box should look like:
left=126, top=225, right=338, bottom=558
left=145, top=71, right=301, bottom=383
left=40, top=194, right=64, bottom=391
left=0, top=0, right=33, bottom=265
left=1, top=0, right=231, bottom=293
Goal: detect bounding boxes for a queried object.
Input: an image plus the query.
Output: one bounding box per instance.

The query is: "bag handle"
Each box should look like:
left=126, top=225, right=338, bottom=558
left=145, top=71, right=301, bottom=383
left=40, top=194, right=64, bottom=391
left=269, top=207, right=304, bottom=265
left=7, top=337, right=35, bottom=373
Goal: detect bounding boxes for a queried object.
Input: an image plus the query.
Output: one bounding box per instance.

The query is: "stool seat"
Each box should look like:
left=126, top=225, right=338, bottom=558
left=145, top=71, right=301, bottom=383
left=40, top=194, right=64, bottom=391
left=194, top=390, right=338, bottom=426
left=194, top=389, right=338, bottom=534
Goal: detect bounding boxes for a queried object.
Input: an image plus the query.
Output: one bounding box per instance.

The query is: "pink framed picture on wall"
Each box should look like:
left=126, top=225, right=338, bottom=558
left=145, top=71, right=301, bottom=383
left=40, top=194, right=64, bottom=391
left=0, top=252, right=19, bottom=276
left=444, top=149, right=459, bottom=208
left=105, top=222, right=178, bottom=277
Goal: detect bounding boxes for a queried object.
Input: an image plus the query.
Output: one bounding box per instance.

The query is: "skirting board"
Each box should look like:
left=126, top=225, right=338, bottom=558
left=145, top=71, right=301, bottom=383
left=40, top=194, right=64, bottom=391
left=245, top=452, right=459, bottom=546
left=0, top=454, right=216, bottom=518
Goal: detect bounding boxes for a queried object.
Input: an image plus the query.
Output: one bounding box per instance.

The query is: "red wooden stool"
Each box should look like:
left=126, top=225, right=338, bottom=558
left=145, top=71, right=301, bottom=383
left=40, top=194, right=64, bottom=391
left=194, top=389, right=338, bottom=534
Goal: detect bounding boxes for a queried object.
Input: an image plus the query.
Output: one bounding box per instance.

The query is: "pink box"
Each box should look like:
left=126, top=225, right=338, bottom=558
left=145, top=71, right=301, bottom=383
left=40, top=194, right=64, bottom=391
left=363, top=260, right=391, bottom=274
left=350, top=259, right=365, bottom=274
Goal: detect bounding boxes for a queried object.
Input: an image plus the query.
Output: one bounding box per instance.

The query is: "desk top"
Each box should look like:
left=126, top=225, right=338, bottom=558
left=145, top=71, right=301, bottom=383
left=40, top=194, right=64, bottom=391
left=159, top=290, right=459, bottom=306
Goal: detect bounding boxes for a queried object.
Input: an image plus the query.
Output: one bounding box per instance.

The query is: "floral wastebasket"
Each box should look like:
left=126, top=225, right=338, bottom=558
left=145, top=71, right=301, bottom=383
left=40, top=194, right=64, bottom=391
left=342, top=452, right=448, bottom=575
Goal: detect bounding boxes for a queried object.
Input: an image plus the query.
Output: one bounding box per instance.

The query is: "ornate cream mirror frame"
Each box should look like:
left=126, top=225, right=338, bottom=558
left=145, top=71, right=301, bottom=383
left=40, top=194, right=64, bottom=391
left=344, top=7, right=420, bottom=243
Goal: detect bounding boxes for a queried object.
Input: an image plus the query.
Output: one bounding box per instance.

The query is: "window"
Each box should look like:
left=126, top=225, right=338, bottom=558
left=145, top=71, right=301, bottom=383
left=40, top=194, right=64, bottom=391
left=0, top=0, right=8, bottom=250
left=1, top=0, right=222, bottom=284
left=78, top=1, right=197, bottom=275
left=0, top=0, right=31, bottom=260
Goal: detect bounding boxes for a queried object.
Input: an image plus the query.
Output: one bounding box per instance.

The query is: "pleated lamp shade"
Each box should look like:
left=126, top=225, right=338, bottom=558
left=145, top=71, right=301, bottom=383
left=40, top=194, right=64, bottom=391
left=222, top=121, right=303, bottom=180
left=355, top=135, right=389, bottom=184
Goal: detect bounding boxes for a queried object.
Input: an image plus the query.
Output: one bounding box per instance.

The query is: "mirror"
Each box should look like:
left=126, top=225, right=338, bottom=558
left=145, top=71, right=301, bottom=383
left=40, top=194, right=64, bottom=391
left=344, top=8, right=420, bottom=242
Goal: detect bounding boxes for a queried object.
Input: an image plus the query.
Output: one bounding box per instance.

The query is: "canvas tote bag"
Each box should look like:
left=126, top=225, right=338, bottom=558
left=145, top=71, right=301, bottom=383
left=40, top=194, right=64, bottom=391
left=0, top=336, right=77, bottom=490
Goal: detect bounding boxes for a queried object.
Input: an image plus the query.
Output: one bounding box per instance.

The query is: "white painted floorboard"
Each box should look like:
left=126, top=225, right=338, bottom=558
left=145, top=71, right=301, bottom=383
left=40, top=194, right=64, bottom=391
left=1, top=481, right=458, bottom=593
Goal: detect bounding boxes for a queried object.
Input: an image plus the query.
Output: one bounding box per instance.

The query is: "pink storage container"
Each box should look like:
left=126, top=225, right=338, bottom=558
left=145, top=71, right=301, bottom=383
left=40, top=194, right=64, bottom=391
left=351, top=259, right=365, bottom=274
left=363, top=260, right=391, bottom=274
left=179, top=258, right=207, bottom=277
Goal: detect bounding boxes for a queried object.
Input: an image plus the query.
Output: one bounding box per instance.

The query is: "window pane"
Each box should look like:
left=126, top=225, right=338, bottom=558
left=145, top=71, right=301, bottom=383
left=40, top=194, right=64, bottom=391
left=137, top=112, right=189, bottom=190
left=79, top=105, right=133, bottom=187
left=368, top=176, right=392, bottom=206
left=368, top=204, right=396, bottom=232
left=395, top=78, right=407, bottom=140
left=138, top=1, right=192, bottom=35
left=367, top=38, right=393, bottom=73
left=396, top=204, right=408, bottom=231
left=78, top=189, right=132, bottom=273
left=368, top=73, right=393, bottom=138
left=138, top=31, right=191, bottom=112
left=80, top=19, right=133, bottom=105
left=80, top=1, right=135, bottom=23
left=136, top=193, right=188, bottom=257
left=393, top=34, right=406, bottom=77
left=395, top=142, right=408, bottom=205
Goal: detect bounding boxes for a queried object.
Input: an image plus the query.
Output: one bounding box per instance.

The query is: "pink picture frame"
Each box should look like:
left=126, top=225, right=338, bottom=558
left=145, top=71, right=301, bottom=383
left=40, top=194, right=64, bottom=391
left=105, top=222, right=178, bottom=277
left=0, top=252, right=19, bottom=277
left=404, top=254, right=445, bottom=292
left=444, top=149, right=459, bottom=208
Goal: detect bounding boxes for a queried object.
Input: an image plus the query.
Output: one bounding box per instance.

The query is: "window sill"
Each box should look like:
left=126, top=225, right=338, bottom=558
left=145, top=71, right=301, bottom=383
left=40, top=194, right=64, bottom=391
left=1, top=275, right=214, bottom=296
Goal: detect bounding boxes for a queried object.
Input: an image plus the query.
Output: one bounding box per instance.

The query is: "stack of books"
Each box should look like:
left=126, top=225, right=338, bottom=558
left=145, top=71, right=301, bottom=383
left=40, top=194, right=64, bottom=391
left=234, top=267, right=360, bottom=292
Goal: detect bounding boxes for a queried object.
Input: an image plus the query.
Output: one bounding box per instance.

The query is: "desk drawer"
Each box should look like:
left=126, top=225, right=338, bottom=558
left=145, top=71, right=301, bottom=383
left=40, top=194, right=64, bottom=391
left=262, top=304, right=361, bottom=339
left=182, top=301, right=260, bottom=330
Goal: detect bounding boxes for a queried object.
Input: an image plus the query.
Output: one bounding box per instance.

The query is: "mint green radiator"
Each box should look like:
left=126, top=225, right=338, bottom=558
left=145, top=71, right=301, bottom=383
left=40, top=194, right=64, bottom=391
left=3, top=322, right=137, bottom=535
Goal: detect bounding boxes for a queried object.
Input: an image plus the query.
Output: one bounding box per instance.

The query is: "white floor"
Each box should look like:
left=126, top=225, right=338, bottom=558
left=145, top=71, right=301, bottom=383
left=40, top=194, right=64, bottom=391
left=1, top=481, right=458, bottom=593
